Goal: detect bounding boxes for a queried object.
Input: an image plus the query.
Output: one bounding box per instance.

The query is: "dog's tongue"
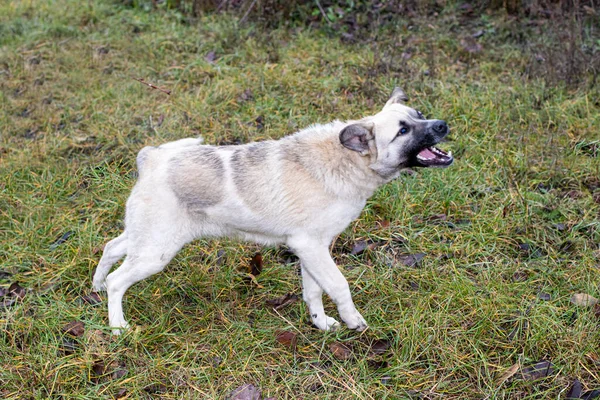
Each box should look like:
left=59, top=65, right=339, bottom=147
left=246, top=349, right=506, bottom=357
left=418, top=148, right=436, bottom=159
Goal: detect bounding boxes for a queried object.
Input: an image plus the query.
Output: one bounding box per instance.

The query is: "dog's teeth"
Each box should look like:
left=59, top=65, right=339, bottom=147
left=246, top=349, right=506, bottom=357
left=448, top=150, right=452, bottom=158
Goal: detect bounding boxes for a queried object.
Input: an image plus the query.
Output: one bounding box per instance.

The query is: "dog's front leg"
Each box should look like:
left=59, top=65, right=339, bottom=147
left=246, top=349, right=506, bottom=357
left=301, top=267, right=341, bottom=331
left=289, top=236, right=368, bottom=331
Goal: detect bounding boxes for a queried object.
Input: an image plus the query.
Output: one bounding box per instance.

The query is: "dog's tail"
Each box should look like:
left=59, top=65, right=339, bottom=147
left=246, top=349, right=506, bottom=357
left=136, top=136, right=204, bottom=172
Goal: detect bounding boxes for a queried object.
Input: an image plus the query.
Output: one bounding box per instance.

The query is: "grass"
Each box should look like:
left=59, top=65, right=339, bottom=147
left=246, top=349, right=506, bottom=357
left=1, top=0, right=599, bottom=398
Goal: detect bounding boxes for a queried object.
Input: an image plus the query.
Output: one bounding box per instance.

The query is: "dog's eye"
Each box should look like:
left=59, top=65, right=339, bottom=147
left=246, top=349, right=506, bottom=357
left=399, top=127, right=408, bottom=135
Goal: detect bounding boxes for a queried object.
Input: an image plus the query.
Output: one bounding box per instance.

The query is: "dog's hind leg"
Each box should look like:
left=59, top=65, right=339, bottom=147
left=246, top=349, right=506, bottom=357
left=92, top=232, right=128, bottom=291
left=104, top=240, right=183, bottom=334
left=301, top=267, right=340, bottom=331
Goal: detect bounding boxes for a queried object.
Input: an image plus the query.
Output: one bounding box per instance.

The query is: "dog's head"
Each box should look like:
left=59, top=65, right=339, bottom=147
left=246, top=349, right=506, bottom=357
left=340, top=87, right=453, bottom=179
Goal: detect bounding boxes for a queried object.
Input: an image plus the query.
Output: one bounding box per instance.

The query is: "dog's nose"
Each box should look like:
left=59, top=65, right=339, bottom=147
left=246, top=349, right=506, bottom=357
left=432, top=121, right=448, bottom=135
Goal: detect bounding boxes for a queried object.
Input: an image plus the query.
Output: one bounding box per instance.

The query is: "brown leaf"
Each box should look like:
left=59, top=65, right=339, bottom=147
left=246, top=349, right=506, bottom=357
left=91, top=360, right=105, bottom=383
left=205, top=51, right=216, bottom=63
left=50, top=231, right=74, bottom=250
left=329, top=342, right=352, bottom=361
left=520, top=360, right=554, bottom=381
left=8, top=282, right=26, bottom=299
left=115, top=388, right=128, bottom=399
left=460, top=36, right=482, bottom=53
left=571, top=293, right=599, bottom=307
left=425, top=214, right=447, bottom=223
left=112, top=362, right=128, bottom=380
left=63, top=320, right=85, bottom=337
left=397, top=253, right=426, bottom=267
left=228, top=383, right=261, bottom=400
left=496, top=362, right=520, bottom=385
left=367, top=359, right=389, bottom=370
left=250, top=253, right=263, bottom=276
left=275, top=330, right=297, bottom=351
left=80, top=292, right=102, bottom=305
left=60, top=338, right=78, bottom=355
left=350, top=240, right=369, bottom=255
left=239, top=89, right=254, bottom=102
left=144, top=383, right=168, bottom=394
left=567, top=380, right=582, bottom=399
left=265, top=293, right=299, bottom=310
left=369, top=339, right=391, bottom=356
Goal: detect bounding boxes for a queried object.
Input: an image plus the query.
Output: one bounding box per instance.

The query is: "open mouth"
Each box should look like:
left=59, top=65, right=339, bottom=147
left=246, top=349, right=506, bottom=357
left=415, top=146, right=453, bottom=167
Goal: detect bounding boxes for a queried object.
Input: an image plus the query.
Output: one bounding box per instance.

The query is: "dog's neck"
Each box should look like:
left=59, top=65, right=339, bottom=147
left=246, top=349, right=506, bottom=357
left=288, top=122, right=387, bottom=200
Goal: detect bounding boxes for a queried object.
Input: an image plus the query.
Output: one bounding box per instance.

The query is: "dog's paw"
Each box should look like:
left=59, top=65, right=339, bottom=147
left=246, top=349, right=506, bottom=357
left=342, top=312, right=368, bottom=331
left=111, top=322, right=130, bottom=336
left=312, top=314, right=341, bottom=331
left=92, top=280, right=106, bottom=292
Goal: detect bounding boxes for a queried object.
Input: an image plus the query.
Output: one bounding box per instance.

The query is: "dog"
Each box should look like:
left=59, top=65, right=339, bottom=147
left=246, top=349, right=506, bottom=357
left=92, top=87, right=453, bottom=333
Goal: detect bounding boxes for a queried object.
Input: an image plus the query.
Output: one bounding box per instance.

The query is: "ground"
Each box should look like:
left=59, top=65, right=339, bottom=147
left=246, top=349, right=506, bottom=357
left=0, top=0, right=599, bottom=398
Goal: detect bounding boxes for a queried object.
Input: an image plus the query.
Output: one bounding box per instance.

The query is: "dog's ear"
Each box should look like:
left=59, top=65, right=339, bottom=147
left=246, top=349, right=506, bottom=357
left=340, top=122, right=374, bottom=155
left=384, top=87, right=408, bottom=108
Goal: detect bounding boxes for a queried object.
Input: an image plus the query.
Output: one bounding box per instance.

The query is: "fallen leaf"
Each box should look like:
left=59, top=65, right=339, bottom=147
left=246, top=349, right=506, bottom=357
left=228, top=383, right=261, bottom=400
left=50, top=231, right=74, bottom=250
left=63, top=320, right=85, bottom=337
left=460, top=36, right=482, bottom=53
left=59, top=338, right=78, bottom=355
left=496, top=362, right=520, bottom=385
left=239, top=89, right=254, bottom=102
left=369, top=339, right=391, bottom=355
left=265, top=293, right=299, bottom=310
left=567, top=380, right=582, bottom=399
left=91, top=360, right=105, bottom=383
left=80, top=292, right=102, bottom=305
left=559, top=240, right=577, bottom=253
left=563, top=190, right=583, bottom=199
left=205, top=51, right=216, bottom=63
left=537, top=292, right=551, bottom=301
left=472, top=29, right=485, bottom=38
left=275, top=330, right=297, bottom=351
left=112, top=362, right=128, bottom=379
left=350, top=240, right=368, bottom=255
left=0, top=287, right=6, bottom=297
left=249, top=253, right=263, bottom=276
left=8, top=282, right=26, bottom=299
left=571, top=293, right=599, bottom=307
left=397, top=253, right=426, bottom=267
left=144, top=383, right=168, bottom=394
left=115, top=388, right=127, bottom=399
left=329, top=342, right=352, bottom=361
left=512, top=271, right=529, bottom=282
left=367, top=359, right=389, bottom=369
left=520, top=360, right=554, bottom=381
left=425, top=214, right=447, bottom=223
left=254, top=115, right=264, bottom=130
left=582, top=390, right=600, bottom=399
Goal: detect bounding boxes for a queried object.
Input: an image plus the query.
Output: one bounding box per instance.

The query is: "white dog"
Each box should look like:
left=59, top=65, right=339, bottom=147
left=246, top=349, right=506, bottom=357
left=93, top=87, right=452, bottom=333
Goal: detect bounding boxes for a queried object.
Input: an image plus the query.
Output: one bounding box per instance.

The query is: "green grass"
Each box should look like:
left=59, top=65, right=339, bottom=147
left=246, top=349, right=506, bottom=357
left=1, top=0, right=599, bottom=398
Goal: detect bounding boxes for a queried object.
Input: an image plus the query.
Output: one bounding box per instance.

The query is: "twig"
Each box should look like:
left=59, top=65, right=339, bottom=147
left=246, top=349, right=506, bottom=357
left=315, top=0, right=331, bottom=24
left=132, top=77, right=171, bottom=95
left=240, top=0, right=257, bottom=24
